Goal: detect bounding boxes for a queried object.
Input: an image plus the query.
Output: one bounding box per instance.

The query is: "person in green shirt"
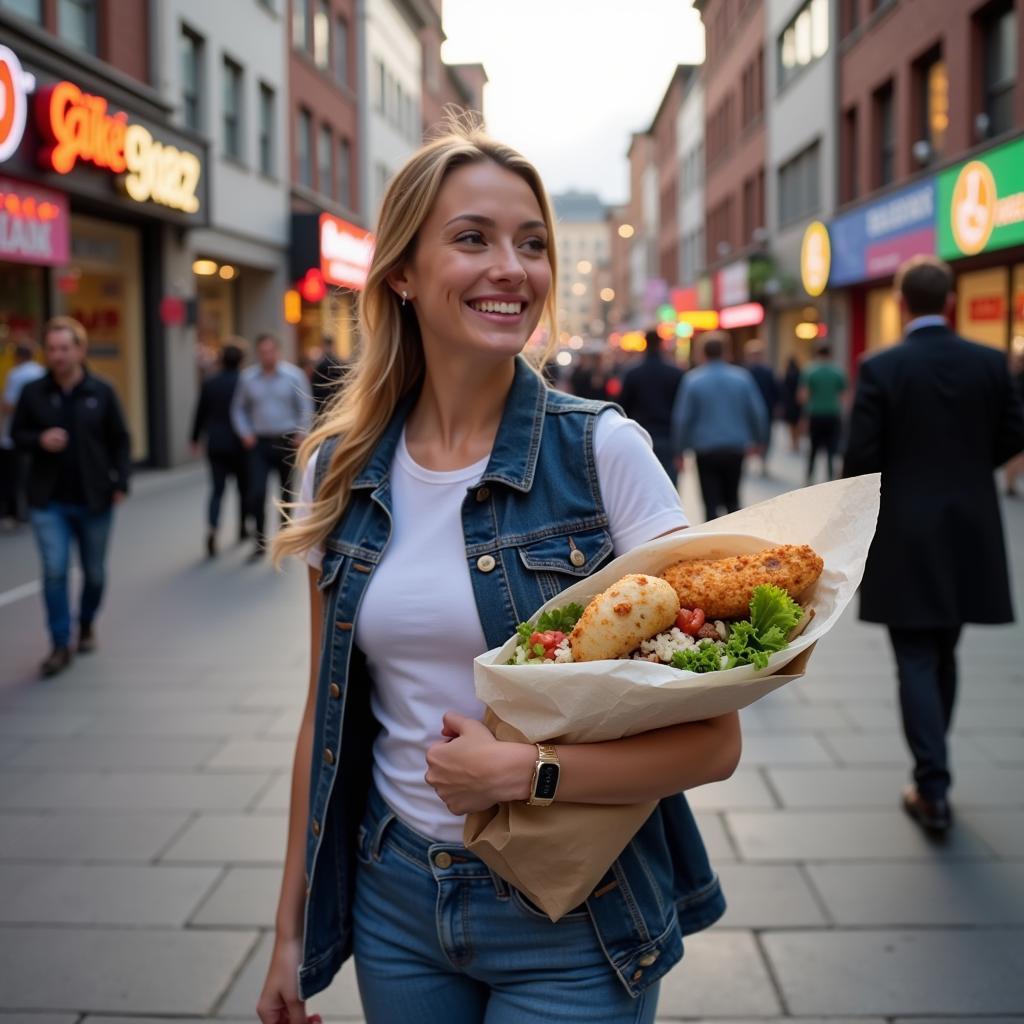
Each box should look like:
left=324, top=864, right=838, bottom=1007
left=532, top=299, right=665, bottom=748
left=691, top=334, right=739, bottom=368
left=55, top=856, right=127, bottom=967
left=800, top=342, right=847, bottom=483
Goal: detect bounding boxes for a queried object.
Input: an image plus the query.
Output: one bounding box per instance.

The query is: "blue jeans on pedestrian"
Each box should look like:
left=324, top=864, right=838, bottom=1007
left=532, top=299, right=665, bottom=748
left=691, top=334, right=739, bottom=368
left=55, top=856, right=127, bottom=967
left=30, top=502, right=113, bottom=647
left=352, top=785, right=661, bottom=1024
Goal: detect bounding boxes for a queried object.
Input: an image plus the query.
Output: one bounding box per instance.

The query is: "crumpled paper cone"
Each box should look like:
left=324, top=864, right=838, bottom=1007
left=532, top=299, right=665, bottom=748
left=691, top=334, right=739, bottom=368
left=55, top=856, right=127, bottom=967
left=463, top=475, right=879, bottom=921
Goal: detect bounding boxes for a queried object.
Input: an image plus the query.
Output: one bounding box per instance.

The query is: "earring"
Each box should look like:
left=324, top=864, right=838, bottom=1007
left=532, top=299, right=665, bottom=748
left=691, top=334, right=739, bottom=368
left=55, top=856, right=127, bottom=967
left=401, top=290, right=408, bottom=307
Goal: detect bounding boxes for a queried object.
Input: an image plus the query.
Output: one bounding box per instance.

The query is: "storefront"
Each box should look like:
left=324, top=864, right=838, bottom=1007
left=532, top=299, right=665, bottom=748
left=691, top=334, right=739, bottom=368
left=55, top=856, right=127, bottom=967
left=0, top=40, right=207, bottom=464
left=713, top=258, right=767, bottom=357
left=290, top=211, right=374, bottom=362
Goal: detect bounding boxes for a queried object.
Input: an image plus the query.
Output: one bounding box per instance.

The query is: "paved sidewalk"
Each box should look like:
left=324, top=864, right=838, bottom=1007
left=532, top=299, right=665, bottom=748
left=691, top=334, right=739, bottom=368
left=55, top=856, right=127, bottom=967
left=0, top=431, right=1022, bottom=1023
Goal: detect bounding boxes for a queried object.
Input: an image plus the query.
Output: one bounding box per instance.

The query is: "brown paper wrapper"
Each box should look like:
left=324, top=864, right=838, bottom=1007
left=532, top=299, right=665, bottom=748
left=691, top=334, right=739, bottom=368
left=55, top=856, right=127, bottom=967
left=465, top=645, right=816, bottom=921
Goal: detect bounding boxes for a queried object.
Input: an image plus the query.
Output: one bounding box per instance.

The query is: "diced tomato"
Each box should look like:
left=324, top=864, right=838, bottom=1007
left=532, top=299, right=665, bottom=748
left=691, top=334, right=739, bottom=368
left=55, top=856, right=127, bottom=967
left=529, top=632, right=545, bottom=648
left=675, top=608, right=707, bottom=636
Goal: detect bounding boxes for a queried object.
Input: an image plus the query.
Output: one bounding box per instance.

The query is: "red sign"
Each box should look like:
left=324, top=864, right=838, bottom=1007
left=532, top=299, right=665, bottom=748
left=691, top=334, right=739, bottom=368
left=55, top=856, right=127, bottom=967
left=319, top=214, right=374, bottom=290
left=0, top=45, right=36, bottom=164
left=968, top=296, right=1005, bottom=322
left=671, top=286, right=699, bottom=312
left=159, top=296, right=186, bottom=327
left=0, top=176, right=69, bottom=266
left=37, top=81, right=128, bottom=175
left=719, top=302, right=765, bottom=330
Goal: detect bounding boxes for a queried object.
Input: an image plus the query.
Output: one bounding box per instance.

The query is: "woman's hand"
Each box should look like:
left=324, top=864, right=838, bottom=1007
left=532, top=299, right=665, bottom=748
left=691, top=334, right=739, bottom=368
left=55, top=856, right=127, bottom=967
left=256, top=935, right=321, bottom=1024
left=425, top=712, right=535, bottom=815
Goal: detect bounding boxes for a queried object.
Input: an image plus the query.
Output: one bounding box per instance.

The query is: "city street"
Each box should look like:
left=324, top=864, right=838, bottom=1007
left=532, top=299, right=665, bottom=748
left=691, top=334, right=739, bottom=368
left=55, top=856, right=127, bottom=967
left=0, top=436, right=1023, bottom=1023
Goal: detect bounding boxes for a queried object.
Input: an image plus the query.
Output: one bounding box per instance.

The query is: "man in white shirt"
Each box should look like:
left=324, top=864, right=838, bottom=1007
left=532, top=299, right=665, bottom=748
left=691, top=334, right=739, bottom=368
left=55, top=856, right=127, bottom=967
left=1, top=342, right=46, bottom=526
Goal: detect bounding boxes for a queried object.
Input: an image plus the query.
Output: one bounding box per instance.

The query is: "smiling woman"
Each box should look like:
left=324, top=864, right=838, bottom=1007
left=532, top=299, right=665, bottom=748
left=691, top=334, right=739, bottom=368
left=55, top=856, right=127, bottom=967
left=258, top=115, right=733, bottom=1024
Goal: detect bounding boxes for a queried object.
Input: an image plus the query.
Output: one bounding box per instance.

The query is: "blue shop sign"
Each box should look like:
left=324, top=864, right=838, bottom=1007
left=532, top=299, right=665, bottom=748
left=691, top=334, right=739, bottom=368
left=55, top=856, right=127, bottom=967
left=829, top=180, right=937, bottom=287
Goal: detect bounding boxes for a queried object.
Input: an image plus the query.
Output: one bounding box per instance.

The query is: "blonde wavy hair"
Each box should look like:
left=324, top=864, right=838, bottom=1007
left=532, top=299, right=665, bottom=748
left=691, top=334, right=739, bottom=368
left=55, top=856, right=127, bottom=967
left=272, top=115, right=559, bottom=566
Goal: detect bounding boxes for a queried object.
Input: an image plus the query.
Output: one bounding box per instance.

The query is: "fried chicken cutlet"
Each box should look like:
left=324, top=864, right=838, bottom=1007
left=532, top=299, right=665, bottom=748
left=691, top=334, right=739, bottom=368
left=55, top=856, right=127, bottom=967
left=659, top=544, right=824, bottom=620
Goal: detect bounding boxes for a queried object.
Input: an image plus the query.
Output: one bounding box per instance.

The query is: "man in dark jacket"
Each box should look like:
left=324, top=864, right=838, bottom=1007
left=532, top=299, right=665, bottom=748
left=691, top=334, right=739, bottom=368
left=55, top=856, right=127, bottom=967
left=844, top=256, right=1024, bottom=833
left=11, top=317, right=131, bottom=677
left=619, top=329, right=684, bottom=480
left=191, top=340, right=249, bottom=557
left=742, top=338, right=780, bottom=476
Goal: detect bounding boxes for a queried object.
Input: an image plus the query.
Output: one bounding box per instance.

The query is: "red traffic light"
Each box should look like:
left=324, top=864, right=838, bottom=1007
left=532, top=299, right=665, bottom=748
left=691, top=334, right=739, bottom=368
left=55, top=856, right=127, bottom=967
left=298, top=268, right=326, bottom=304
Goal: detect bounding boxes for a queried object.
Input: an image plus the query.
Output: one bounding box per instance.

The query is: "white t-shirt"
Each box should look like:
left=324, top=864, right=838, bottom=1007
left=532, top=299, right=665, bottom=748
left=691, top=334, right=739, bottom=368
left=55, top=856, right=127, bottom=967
left=298, top=409, right=687, bottom=841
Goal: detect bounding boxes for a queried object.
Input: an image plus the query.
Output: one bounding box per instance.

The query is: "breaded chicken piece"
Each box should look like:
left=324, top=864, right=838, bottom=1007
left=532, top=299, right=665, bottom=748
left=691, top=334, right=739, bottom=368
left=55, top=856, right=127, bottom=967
left=570, top=574, right=680, bottom=662
left=659, top=544, right=823, bottom=620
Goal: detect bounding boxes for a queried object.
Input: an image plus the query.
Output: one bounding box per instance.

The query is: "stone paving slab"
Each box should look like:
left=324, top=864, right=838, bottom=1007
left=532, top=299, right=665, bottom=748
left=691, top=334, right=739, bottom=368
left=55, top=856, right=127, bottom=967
left=264, top=706, right=304, bottom=738
left=693, top=812, right=736, bottom=862
left=0, top=810, right=188, bottom=862
left=739, top=703, right=854, bottom=733
left=845, top=699, right=1024, bottom=731
left=0, top=712, right=96, bottom=737
left=958, top=810, right=1024, bottom=857
left=7, top=735, right=224, bottom=770
left=204, top=738, right=296, bottom=771
left=74, top=709, right=278, bottom=737
left=160, top=813, right=288, bottom=864
left=727, top=809, right=994, bottom=860
left=0, top=863, right=219, bottom=926
left=238, top=686, right=305, bottom=710
left=190, top=866, right=279, bottom=927
left=714, top=864, right=827, bottom=928
left=0, top=1015, right=79, bottom=1024
left=657, top=931, right=781, bottom=1017
left=252, top=773, right=291, bottom=811
left=807, top=861, right=1024, bottom=925
left=0, top=736, right=30, bottom=765
left=685, top=770, right=777, bottom=811
left=762, top=928, right=1024, bottom=1015
left=733, top=734, right=836, bottom=766
left=973, top=733, right=1024, bottom=764
left=821, top=730, right=992, bottom=766
left=3, top=685, right=247, bottom=713
left=0, top=926, right=258, bottom=1015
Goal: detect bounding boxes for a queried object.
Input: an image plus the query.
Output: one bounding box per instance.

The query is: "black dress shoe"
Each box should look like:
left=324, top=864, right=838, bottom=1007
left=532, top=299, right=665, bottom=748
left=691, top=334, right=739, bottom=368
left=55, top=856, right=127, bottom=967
left=206, top=530, right=217, bottom=558
left=77, top=624, right=96, bottom=654
left=40, top=646, right=72, bottom=677
left=902, top=786, right=952, bottom=833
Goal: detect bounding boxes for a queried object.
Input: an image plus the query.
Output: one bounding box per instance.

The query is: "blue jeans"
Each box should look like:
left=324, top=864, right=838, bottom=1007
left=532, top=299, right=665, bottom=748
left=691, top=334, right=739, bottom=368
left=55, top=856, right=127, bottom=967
left=352, top=786, right=661, bottom=1024
left=30, top=502, right=114, bottom=647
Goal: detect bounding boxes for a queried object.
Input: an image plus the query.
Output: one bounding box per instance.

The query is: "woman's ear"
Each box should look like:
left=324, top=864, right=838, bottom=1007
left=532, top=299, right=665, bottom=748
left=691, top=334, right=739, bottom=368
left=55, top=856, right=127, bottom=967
left=386, top=269, right=413, bottom=303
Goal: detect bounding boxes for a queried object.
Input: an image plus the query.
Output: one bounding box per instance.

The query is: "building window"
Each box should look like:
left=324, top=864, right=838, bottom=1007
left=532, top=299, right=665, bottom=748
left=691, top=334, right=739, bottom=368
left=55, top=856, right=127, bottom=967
left=57, top=0, right=97, bottom=54
left=778, top=141, right=821, bottom=226
left=180, top=27, right=204, bottom=132
left=222, top=57, right=244, bottom=162
left=313, top=0, right=330, bottom=69
left=376, top=162, right=391, bottom=200
left=292, top=0, right=309, bottom=50
left=339, top=137, right=351, bottom=207
left=334, top=15, right=349, bottom=86
left=259, top=83, right=275, bottom=177
left=778, top=0, right=828, bottom=89
left=374, top=59, right=386, bottom=113
left=0, top=0, right=43, bottom=23
left=839, top=0, right=858, bottom=37
left=318, top=124, right=334, bottom=199
left=913, top=47, right=948, bottom=164
left=842, top=105, right=859, bottom=202
left=298, top=108, right=313, bottom=187
left=874, top=80, right=895, bottom=187
left=982, top=3, right=1017, bottom=137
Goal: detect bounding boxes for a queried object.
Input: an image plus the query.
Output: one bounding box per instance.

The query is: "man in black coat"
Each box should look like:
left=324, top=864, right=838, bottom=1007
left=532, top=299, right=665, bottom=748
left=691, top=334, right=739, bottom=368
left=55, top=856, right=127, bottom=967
left=191, top=341, right=249, bottom=557
left=619, top=329, right=684, bottom=481
left=843, top=256, right=1024, bottom=833
left=11, top=317, right=131, bottom=677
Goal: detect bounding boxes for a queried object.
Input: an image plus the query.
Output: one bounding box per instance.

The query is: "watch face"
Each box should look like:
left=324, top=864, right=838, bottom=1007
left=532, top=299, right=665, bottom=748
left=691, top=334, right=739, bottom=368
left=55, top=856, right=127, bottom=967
left=534, top=762, right=559, bottom=800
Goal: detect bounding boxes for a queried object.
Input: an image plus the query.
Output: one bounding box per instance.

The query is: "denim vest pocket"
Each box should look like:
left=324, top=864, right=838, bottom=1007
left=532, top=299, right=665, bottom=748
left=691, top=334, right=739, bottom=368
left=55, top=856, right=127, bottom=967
left=517, top=526, right=613, bottom=604
left=317, top=551, right=347, bottom=591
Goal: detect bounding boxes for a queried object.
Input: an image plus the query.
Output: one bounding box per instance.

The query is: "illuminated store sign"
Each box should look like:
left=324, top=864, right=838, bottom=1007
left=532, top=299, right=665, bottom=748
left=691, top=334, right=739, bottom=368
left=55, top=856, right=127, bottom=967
left=0, top=45, right=35, bottom=164
left=800, top=221, right=831, bottom=297
left=0, top=175, right=69, bottom=265
left=319, top=214, right=374, bottom=290
left=35, top=81, right=202, bottom=214
left=938, top=137, right=1024, bottom=259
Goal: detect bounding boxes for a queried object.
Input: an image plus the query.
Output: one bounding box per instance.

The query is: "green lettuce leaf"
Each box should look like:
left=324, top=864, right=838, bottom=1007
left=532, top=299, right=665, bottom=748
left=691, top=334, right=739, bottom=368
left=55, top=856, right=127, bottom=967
left=748, top=584, right=804, bottom=637
left=671, top=641, right=724, bottom=673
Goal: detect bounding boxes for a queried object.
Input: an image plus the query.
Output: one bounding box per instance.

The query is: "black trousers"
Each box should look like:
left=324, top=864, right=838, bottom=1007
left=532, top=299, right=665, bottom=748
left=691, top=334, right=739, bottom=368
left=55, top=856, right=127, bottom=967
left=807, top=413, right=841, bottom=483
left=248, top=435, right=295, bottom=538
left=695, top=449, right=744, bottom=521
left=206, top=450, right=249, bottom=533
left=0, top=447, right=30, bottom=521
left=888, top=625, right=962, bottom=801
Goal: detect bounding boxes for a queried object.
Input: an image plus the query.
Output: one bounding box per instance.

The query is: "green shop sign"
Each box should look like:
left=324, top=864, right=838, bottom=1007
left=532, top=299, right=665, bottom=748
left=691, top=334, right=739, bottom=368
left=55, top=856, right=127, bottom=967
left=938, top=135, right=1024, bottom=259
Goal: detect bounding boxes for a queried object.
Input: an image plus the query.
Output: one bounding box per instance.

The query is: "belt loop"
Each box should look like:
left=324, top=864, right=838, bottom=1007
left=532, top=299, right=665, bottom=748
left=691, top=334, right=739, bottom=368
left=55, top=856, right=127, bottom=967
left=489, top=868, right=509, bottom=899
left=370, top=809, right=395, bottom=861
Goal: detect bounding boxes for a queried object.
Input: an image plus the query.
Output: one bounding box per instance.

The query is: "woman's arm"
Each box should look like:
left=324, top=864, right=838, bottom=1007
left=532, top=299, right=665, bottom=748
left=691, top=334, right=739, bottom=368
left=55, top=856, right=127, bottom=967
left=426, top=710, right=741, bottom=814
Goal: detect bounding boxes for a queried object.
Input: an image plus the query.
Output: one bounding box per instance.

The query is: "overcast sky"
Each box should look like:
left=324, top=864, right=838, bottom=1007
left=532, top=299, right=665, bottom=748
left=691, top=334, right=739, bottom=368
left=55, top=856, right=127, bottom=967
left=441, top=0, right=705, bottom=206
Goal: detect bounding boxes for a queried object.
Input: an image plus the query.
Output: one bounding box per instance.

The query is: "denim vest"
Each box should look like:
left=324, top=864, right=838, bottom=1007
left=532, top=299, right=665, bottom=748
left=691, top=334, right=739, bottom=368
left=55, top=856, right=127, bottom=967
left=299, top=356, right=725, bottom=1000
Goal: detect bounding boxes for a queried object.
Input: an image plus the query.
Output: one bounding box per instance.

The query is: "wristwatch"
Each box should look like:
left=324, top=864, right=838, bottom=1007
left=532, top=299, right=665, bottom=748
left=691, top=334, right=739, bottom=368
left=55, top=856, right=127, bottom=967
left=527, top=744, right=560, bottom=806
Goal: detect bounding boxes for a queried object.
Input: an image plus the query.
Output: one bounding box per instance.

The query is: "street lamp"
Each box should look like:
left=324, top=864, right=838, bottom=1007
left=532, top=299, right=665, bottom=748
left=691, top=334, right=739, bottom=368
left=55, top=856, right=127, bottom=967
left=600, top=287, right=615, bottom=302
left=618, top=224, right=635, bottom=239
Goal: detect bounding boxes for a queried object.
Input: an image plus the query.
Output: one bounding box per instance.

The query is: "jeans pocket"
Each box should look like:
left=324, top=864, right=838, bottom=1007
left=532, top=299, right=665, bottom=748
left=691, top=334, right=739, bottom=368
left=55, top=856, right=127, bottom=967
left=355, top=824, right=373, bottom=866
left=509, top=886, right=589, bottom=924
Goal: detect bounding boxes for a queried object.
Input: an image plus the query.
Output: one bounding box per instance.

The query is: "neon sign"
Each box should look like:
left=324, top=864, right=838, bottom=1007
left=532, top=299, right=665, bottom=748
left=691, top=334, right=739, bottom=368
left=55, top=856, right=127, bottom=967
left=0, top=45, right=36, bottom=164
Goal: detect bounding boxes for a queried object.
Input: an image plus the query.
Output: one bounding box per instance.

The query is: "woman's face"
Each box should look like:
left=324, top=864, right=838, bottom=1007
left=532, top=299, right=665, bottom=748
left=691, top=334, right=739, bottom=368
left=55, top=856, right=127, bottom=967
left=398, top=159, right=552, bottom=363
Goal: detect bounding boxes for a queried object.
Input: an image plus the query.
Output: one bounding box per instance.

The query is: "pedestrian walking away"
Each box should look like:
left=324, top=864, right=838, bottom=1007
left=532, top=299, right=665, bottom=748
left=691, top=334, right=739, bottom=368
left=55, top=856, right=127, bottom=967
left=801, top=342, right=847, bottom=484
left=618, top=328, right=684, bottom=482
left=742, top=338, right=780, bottom=476
left=0, top=340, right=46, bottom=527
left=670, top=331, right=769, bottom=521
left=1004, top=342, right=1024, bottom=496
left=191, top=339, right=250, bottom=557
left=780, top=355, right=803, bottom=453
left=9, top=317, right=131, bottom=677
left=257, top=119, right=737, bottom=1024
left=310, top=334, right=349, bottom=416
left=843, top=255, right=1024, bottom=835
left=230, top=333, right=313, bottom=559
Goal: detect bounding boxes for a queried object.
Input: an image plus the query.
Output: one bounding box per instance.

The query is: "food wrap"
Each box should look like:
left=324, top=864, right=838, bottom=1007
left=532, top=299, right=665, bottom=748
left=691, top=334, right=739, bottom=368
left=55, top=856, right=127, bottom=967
left=463, top=474, right=880, bottom=920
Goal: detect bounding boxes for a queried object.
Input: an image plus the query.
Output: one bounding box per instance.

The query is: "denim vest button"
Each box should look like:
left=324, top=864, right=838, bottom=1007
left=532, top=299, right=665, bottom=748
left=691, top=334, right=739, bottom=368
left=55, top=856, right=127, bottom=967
left=476, top=554, right=496, bottom=573
left=475, top=486, right=490, bottom=502
left=631, top=969, right=644, bottom=982
left=434, top=851, right=453, bottom=869
left=323, top=748, right=335, bottom=766
left=328, top=683, right=341, bottom=699
left=311, top=818, right=321, bottom=837
left=569, top=549, right=586, bottom=567
left=638, top=952, right=659, bottom=966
